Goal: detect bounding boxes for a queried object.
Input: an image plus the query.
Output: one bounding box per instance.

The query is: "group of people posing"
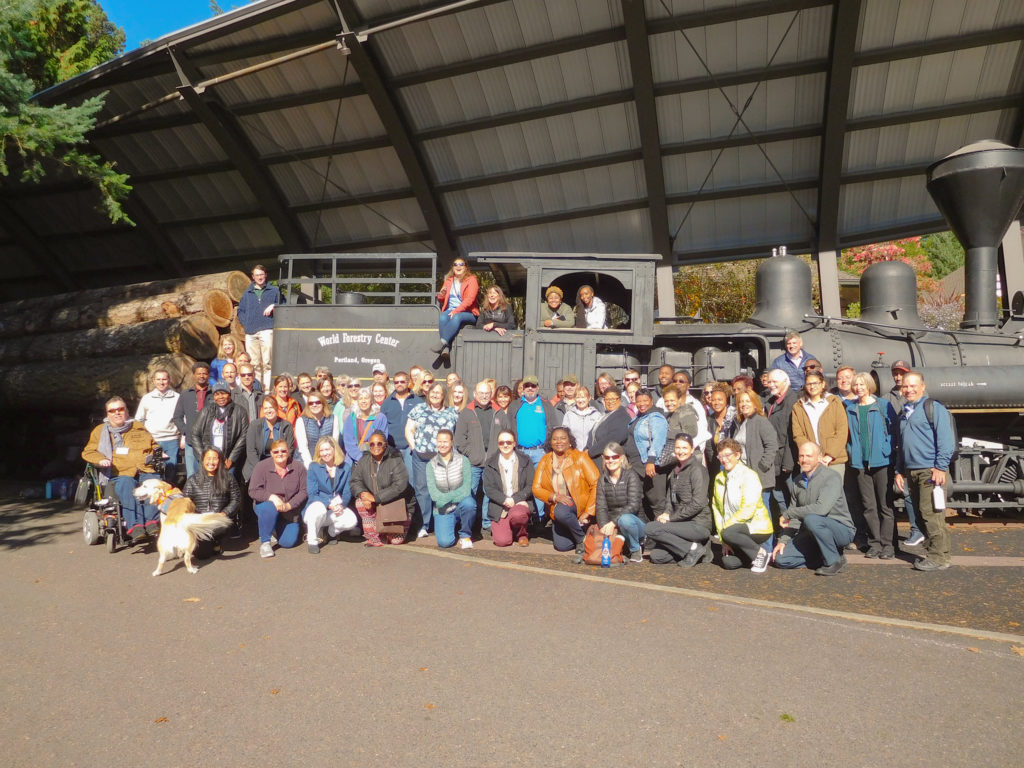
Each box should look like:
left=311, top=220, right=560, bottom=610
left=83, top=327, right=957, bottom=574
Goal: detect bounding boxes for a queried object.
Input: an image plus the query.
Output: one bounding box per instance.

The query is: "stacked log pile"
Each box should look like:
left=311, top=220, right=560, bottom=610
left=0, top=270, right=250, bottom=411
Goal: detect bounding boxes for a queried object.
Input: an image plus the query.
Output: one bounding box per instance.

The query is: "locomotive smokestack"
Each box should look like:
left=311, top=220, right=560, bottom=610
left=926, top=141, right=1024, bottom=329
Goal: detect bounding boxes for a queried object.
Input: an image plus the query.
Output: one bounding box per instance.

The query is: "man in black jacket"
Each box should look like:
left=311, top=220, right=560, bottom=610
left=172, top=361, right=211, bottom=479
left=456, top=381, right=513, bottom=534
left=765, top=369, right=799, bottom=514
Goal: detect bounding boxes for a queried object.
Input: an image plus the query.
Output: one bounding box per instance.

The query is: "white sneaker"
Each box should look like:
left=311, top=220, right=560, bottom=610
left=460, top=538, right=473, bottom=549
left=260, top=542, right=274, bottom=558
left=417, top=528, right=429, bottom=539
left=270, top=535, right=279, bottom=546
left=904, top=531, right=926, bottom=547
left=751, top=547, right=770, bottom=573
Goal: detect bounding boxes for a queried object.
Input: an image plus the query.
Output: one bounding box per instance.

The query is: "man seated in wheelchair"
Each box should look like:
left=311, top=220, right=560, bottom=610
left=82, top=396, right=164, bottom=544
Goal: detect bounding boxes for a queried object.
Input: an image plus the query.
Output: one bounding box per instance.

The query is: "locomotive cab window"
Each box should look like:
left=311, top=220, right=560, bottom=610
left=539, top=272, right=631, bottom=331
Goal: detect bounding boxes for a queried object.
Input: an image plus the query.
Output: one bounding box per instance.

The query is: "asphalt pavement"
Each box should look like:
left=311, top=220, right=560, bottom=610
left=2, top=496, right=1023, bottom=768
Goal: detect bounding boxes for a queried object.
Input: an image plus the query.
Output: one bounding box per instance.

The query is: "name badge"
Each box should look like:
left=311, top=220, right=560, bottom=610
left=115, top=446, right=130, bottom=455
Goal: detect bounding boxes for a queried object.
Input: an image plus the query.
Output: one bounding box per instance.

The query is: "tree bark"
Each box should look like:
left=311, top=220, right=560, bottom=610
left=0, top=354, right=196, bottom=411
left=0, top=316, right=219, bottom=364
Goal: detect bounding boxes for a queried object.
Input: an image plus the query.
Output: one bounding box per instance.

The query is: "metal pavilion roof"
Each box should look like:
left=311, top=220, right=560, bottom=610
left=2, top=0, right=1022, bottom=300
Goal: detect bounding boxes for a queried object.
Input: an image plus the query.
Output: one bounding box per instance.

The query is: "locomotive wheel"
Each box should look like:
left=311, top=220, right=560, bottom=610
left=83, top=511, right=100, bottom=545
left=105, top=532, right=116, bottom=553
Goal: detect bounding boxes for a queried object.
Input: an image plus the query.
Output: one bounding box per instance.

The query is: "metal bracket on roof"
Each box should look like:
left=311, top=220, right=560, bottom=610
left=168, top=46, right=204, bottom=94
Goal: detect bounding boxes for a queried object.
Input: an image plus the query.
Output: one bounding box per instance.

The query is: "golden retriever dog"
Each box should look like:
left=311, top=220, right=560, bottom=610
left=134, top=479, right=233, bottom=576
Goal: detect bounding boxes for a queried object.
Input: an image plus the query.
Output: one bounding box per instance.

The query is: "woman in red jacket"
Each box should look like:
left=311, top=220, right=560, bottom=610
left=431, top=258, right=479, bottom=355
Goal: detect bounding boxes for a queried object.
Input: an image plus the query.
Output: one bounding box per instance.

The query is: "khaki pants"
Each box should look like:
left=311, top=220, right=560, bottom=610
left=245, top=329, right=274, bottom=391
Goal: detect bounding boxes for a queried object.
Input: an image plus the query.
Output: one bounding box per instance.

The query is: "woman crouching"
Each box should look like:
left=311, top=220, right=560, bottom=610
left=350, top=429, right=412, bottom=546
left=645, top=433, right=712, bottom=566
left=303, top=436, right=358, bottom=554
left=594, top=442, right=646, bottom=562
left=482, top=430, right=534, bottom=547
left=532, top=427, right=599, bottom=562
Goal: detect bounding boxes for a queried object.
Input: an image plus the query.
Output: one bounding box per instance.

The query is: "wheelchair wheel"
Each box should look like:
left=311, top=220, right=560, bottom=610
left=83, top=511, right=100, bottom=545
left=105, top=532, right=116, bottom=553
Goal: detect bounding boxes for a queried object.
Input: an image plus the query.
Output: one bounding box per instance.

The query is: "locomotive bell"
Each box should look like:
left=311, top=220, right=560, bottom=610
left=859, top=260, right=925, bottom=328
left=747, top=254, right=816, bottom=328
left=926, top=140, right=1024, bottom=329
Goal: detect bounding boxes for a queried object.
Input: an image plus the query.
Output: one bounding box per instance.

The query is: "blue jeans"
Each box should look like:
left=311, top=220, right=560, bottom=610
left=157, top=439, right=179, bottom=483
left=902, top=486, right=922, bottom=537
left=183, top=442, right=199, bottom=479
left=435, top=497, right=478, bottom=547
left=410, top=452, right=433, bottom=533
left=439, top=310, right=477, bottom=346
left=254, top=501, right=302, bottom=547
left=521, top=446, right=546, bottom=521
left=613, top=513, right=647, bottom=553
left=111, top=473, right=161, bottom=531
left=552, top=503, right=585, bottom=551
left=470, top=465, right=487, bottom=529
left=775, top=514, right=855, bottom=569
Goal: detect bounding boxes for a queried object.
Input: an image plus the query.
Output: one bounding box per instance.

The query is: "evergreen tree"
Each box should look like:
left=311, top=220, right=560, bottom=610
left=0, top=0, right=130, bottom=223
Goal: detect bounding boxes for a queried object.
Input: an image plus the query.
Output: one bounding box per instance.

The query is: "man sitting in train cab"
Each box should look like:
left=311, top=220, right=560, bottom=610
left=769, top=332, right=818, bottom=390
left=541, top=286, right=575, bottom=328
left=772, top=442, right=855, bottom=575
left=894, top=371, right=955, bottom=572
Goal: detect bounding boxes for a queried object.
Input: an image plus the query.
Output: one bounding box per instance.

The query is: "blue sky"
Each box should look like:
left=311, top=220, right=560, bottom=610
left=102, top=1, right=224, bottom=50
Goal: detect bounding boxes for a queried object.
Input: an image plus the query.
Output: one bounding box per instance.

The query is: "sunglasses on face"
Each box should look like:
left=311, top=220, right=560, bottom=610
left=623, top=376, right=639, bottom=382
left=453, top=262, right=466, bottom=267
left=422, top=379, right=434, bottom=385
left=271, top=449, right=289, bottom=455
left=368, top=441, right=385, bottom=447
left=107, top=407, right=126, bottom=413
left=603, top=454, right=621, bottom=460
left=498, top=440, right=514, bottom=446
left=308, top=400, right=322, bottom=405
left=523, top=383, right=538, bottom=389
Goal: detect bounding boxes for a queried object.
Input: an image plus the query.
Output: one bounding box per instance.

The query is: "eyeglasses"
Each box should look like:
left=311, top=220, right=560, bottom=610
left=603, top=454, right=621, bottom=460
left=623, top=376, right=639, bottom=382
left=348, top=383, right=361, bottom=388
left=718, top=451, right=735, bottom=459
left=368, top=441, right=385, bottom=447
left=453, top=261, right=466, bottom=267
left=271, top=449, right=289, bottom=455
left=422, top=379, right=434, bottom=385
left=498, top=440, right=514, bottom=446
left=107, top=406, right=126, bottom=413
left=240, top=372, right=254, bottom=377
left=394, top=379, right=408, bottom=385
left=308, top=400, right=322, bottom=406
left=523, top=383, right=538, bottom=389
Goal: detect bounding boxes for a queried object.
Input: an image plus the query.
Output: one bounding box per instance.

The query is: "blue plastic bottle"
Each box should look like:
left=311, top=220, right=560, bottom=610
left=601, top=536, right=611, bottom=567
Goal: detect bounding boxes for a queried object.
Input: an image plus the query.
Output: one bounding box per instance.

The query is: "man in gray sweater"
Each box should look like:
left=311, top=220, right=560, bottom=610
left=772, top=441, right=856, bottom=575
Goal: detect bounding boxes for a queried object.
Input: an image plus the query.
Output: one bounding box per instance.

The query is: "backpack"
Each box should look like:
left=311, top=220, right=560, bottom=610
left=922, top=397, right=958, bottom=460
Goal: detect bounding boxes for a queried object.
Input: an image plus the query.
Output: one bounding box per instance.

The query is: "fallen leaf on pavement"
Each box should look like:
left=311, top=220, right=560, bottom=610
left=183, top=597, right=200, bottom=603
left=425, top=703, right=435, bottom=710
left=154, top=717, right=168, bottom=723
left=967, top=647, right=979, bottom=653
left=271, top=689, right=279, bottom=695
left=1010, top=646, right=1024, bottom=657
left=419, top=667, right=428, bottom=672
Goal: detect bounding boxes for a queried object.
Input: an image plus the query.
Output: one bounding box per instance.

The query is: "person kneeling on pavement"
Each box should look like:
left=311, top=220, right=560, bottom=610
left=82, top=396, right=163, bottom=544
left=303, top=436, right=358, bottom=554
left=645, top=433, right=712, bottom=567
left=772, top=442, right=856, bottom=575
left=711, top=438, right=773, bottom=572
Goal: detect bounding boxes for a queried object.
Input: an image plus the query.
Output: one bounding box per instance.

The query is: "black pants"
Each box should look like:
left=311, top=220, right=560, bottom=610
left=645, top=520, right=711, bottom=561
left=855, top=465, right=894, bottom=550
left=721, top=523, right=772, bottom=565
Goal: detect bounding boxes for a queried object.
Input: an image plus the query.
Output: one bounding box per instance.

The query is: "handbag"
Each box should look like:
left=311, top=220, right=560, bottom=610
left=376, top=498, right=408, bottom=534
left=582, top=524, right=625, bottom=565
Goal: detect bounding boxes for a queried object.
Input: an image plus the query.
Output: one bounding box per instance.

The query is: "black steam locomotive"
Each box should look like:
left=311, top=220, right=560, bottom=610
left=274, top=142, right=1024, bottom=513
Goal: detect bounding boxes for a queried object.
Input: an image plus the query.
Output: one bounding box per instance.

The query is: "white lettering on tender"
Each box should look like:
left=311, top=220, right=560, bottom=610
left=374, top=333, right=400, bottom=348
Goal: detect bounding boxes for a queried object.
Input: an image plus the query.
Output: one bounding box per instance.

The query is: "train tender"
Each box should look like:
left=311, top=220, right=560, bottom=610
left=272, top=141, right=1024, bottom=512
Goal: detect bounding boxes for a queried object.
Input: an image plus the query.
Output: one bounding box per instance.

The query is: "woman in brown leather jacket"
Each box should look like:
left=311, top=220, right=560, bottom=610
left=532, top=427, right=600, bottom=559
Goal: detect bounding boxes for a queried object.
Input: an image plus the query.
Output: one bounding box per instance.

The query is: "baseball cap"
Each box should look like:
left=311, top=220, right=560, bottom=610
left=522, top=375, right=539, bottom=386
left=891, top=360, right=911, bottom=372
left=371, top=363, right=387, bottom=374
left=563, top=374, right=579, bottom=385
left=211, top=381, right=231, bottom=393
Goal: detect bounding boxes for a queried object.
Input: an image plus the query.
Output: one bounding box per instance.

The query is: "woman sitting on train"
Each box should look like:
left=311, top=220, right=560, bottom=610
left=477, top=285, right=515, bottom=336
left=541, top=285, right=575, bottom=328
left=432, top=258, right=479, bottom=355
left=574, top=285, right=607, bottom=329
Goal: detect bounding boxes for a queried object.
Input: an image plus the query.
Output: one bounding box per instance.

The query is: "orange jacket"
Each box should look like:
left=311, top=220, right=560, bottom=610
left=532, top=449, right=600, bottom=521
left=437, top=274, right=480, bottom=317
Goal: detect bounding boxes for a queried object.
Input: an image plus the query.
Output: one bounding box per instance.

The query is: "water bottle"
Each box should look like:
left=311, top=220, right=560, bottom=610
left=601, top=536, right=611, bottom=567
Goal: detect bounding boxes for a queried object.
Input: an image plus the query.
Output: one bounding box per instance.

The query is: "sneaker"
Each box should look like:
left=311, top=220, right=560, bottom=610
left=260, top=542, right=274, bottom=558
left=270, top=535, right=279, bottom=546
left=307, top=541, right=320, bottom=554
left=417, top=528, right=429, bottom=539
left=904, top=531, right=926, bottom=547
left=517, top=536, right=529, bottom=547
left=879, top=547, right=895, bottom=559
left=228, top=522, right=243, bottom=540
left=571, top=542, right=585, bottom=564
left=629, top=550, right=643, bottom=563
left=679, top=543, right=704, bottom=568
left=815, top=556, right=847, bottom=576
left=460, top=538, right=473, bottom=550
left=129, top=526, right=148, bottom=545
left=864, top=546, right=882, bottom=559
left=913, top=558, right=950, bottom=571
left=751, top=547, right=771, bottom=573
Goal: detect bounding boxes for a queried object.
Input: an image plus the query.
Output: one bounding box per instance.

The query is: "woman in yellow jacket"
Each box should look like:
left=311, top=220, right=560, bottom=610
left=711, top=438, right=774, bottom=573
left=532, top=426, right=600, bottom=561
